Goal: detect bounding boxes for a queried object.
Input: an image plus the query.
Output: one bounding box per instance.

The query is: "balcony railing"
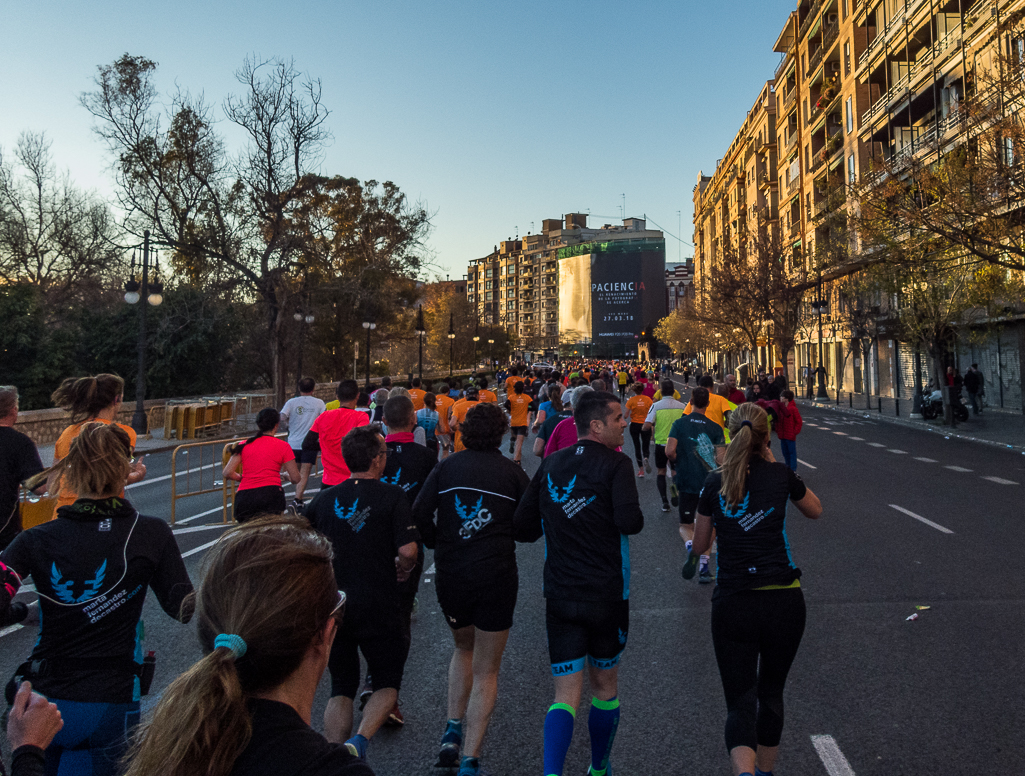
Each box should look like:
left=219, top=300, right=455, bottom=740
left=787, top=129, right=799, bottom=150
left=858, top=1, right=909, bottom=70
left=787, top=176, right=801, bottom=196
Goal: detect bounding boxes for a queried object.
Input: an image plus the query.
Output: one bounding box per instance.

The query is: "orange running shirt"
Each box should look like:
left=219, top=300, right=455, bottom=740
left=436, top=394, right=456, bottom=434
left=479, top=389, right=498, bottom=404
left=407, top=388, right=426, bottom=412
left=507, top=393, right=533, bottom=427
left=53, top=418, right=138, bottom=515
left=625, top=395, right=653, bottom=424
left=450, top=399, right=480, bottom=452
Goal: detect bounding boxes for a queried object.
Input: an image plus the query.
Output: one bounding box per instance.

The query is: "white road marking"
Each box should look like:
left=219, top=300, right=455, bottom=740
left=424, top=563, right=436, bottom=576
left=848, top=436, right=864, bottom=441
left=811, top=734, right=856, bottom=776
left=982, top=476, right=1019, bottom=485
left=797, top=459, right=817, bottom=469
left=0, top=624, right=24, bottom=639
left=173, top=523, right=233, bottom=535
left=944, top=465, right=973, bottom=472
left=889, top=504, right=954, bottom=534
left=126, top=463, right=218, bottom=489
left=833, top=431, right=848, bottom=436
left=914, top=457, right=937, bottom=463
left=887, top=449, right=908, bottom=454
left=866, top=442, right=886, bottom=448
left=182, top=537, right=223, bottom=558
left=175, top=505, right=225, bottom=525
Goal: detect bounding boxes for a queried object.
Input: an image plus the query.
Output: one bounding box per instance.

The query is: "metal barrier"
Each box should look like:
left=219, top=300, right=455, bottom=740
left=169, top=437, right=246, bottom=525
left=19, top=487, right=56, bottom=530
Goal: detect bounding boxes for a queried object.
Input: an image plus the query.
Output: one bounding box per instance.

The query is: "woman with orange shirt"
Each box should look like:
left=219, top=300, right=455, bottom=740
left=49, top=374, right=146, bottom=516
left=435, top=383, right=457, bottom=459
left=625, top=383, right=653, bottom=477
left=450, top=386, right=481, bottom=452
left=503, top=382, right=534, bottom=465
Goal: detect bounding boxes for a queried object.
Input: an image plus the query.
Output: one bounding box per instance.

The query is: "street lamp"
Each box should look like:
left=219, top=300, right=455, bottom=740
left=415, top=304, right=426, bottom=380
left=447, top=312, right=456, bottom=377
left=811, top=274, right=829, bottom=400
left=362, top=316, right=376, bottom=390
left=294, top=304, right=315, bottom=394
left=472, top=319, right=480, bottom=374
left=488, top=337, right=495, bottom=370
left=123, top=229, right=163, bottom=434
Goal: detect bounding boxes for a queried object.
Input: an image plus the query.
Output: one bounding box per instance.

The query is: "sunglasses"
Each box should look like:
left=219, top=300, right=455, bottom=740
left=330, top=590, right=346, bottom=621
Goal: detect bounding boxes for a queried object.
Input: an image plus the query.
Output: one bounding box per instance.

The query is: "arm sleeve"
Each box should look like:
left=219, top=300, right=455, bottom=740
left=643, top=405, right=657, bottom=424
left=787, top=468, right=808, bottom=502
left=391, top=491, right=420, bottom=550
left=411, top=467, right=441, bottom=549
left=610, top=457, right=644, bottom=535
left=16, top=437, right=44, bottom=484
left=10, top=746, right=46, bottom=776
left=148, top=521, right=195, bottom=622
left=513, top=467, right=545, bottom=543
left=300, top=429, right=321, bottom=465
left=697, top=474, right=719, bottom=515
left=0, top=559, right=26, bottom=627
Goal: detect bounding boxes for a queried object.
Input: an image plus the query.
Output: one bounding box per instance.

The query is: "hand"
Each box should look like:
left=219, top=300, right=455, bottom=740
left=395, top=557, right=413, bottom=583
left=7, top=681, right=63, bottom=751
left=128, top=456, right=147, bottom=484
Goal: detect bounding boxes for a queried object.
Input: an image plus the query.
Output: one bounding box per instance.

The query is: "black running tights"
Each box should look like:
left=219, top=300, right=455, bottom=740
left=710, top=587, right=806, bottom=752
left=629, top=422, right=651, bottom=465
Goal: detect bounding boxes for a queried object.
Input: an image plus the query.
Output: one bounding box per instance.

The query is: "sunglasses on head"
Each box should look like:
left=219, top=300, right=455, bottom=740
left=330, top=590, right=346, bottom=621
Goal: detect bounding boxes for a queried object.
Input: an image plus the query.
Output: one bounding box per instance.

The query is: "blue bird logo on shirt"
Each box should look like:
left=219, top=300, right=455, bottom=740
left=455, top=494, right=484, bottom=523
left=334, top=498, right=371, bottom=533
left=719, top=492, right=751, bottom=520
left=618, top=627, right=628, bottom=645
left=546, top=475, right=577, bottom=504
left=383, top=469, right=418, bottom=493
left=50, top=560, right=107, bottom=604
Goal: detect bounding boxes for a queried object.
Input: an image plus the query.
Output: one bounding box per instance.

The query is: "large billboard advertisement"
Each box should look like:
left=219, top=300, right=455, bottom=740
left=558, top=241, right=665, bottom=346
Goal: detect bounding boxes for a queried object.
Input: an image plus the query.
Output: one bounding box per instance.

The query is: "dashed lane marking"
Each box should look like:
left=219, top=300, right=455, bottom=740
left=914, top=457, right=938, bottom=463
left=848, top=436, right=864, bottom=441
left=126, top=463, right=218, bottom=489
left=811, top=735, right=856, bottom=776
left=890, top=504, right=954, bottom=534
left=424, top=563, right=436, bottom=575
left=887, top=449, right=908, bottom=454
left=173, top=523, right=234, bottom=535
left=982, top=476, right=1019, bottom=485
left=798, top=459, right=817, bottom=469
left=944, top=465, right=973, bottom=472
left=0, top=625, right=24, bottom=640
left=833, top=431, right=848, bottom=436
left=181, top=538, right=223, bottom=558
left=866, top=442, right=886, bottom=448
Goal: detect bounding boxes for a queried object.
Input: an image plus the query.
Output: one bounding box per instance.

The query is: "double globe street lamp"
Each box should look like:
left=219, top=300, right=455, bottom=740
left=294, top=305, right=315, bottom=392
left=123, top=229, right=164, bottom=434
left=415, top=305, right=426, bottom=380
left=362, top=317, right=376, bottom=391
left=447, top=313, right=455, bottom=377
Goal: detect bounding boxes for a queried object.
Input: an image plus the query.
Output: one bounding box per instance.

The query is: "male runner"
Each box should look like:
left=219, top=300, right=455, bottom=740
left=280, top=376, right=326, bottom=463
left=436, top=384, right=456, bottom=459
left=297, top=379, right=369, bottom=504
left=514, top=391, right=643, bottom=776
left=408, top=377, right=427, bottom=412
left=302, top=426, right=419, bottom=760
left=642, top=380, right=688, bottom=512
left=665, top=386, right=725, bottom=584
left=504, top=381, right=534, bottom=463
left=451, top=386, right=481, bottom=452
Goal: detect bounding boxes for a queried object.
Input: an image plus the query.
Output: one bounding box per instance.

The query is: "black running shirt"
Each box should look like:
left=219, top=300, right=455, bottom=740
left=697, top=457, right=808, bottom=595
left=514, top=440, right=643, bottom=602
left=307, top=479, right=419, bottom=617
left=383, top=437, right=438, bottom=505
left=412, top=449, right=529, bottom=584
left=0, top=497, right=193, bottom=703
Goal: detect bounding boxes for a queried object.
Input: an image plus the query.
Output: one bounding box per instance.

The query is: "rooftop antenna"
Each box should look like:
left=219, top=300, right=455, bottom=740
left=677, top=210, right=682, bottom=261
left=622, top=193, right=626, bottom=220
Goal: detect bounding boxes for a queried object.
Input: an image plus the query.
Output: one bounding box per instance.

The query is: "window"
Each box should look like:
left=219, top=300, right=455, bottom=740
left=842, top=0, right=848, bottom=19
left=846, top=96, right=854, bottom=133
left=1002, top=136, right=1015, bottom=167
left=485, top=280, right=492, bottom=290
left=844, top=41, right=851, bottom=76
left=485, top=269, right=493, bottom=278
left=848, top=153, right=856, bottom=183
left=485, top=291, right=493, bottom=301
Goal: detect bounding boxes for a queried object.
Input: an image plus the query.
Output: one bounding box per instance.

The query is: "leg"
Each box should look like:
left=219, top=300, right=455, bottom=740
left=753, top=590, right=807, bottom=773
left=324, top=696, right=354, bottom=743
left=324, top=626, right=361, bottom=743
left=711, top=593, right=761, bottom=775
left=357, top=688, right=399, bottom=740
left=629, top=423, right=643, bottom=467
left=655, top=445, right=669, bottom=506
left=513, top=431, right=525, bottom=462
left=447, top=626, right=475, bottom=720
left=545, top=599, right=589, bottom=776
left=295, top=462, right=313, bottom=501
left=586, top=666, right=621, bottom=776
left=461, top=628, right=511, bottom=758
left=641, top=425, right=652, bottom=461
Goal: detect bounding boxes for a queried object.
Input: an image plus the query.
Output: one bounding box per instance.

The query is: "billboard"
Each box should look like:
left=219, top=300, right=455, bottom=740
left=558, top=240, right=665, bottom=345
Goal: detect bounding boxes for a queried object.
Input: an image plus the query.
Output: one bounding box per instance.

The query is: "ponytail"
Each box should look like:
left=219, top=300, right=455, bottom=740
left=231, top=408, right=279, bottom=455
left=721, top=403, right=770, bottom=507
left=123, top=517, right=337, bottom=776
left=548, top=385, right=564, bottom=413
left=51, top=374, right=124, bottom=424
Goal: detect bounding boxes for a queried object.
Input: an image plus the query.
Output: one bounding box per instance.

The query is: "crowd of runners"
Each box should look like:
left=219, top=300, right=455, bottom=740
left=0, top=358, right=819, bottom=776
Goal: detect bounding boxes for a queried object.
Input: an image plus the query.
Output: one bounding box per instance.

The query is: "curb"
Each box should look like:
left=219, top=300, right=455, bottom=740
left=798, top=399, right=1025, bottom=455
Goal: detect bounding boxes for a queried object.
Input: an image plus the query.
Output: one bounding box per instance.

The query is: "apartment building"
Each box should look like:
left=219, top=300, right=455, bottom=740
left=693, top=0, right=1025, bottom=408
left=666, top=260, right=694, bottom=313
left=467, top=214, right=666, bottom=359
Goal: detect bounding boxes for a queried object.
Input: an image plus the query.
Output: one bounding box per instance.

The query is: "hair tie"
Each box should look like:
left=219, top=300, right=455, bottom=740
left=740, top=420, right=753, bottom=430
left=214, top=633, right=247, bottom=659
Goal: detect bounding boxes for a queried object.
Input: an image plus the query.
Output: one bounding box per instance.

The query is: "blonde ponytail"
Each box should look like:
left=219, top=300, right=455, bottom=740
left=721, top=403, right=770, bottom=507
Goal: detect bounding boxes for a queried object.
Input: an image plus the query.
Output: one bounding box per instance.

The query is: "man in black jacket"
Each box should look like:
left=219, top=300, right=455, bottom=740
left=514, top=390, right=642, bottom=776
left=963, top=364, right=984, bottom=415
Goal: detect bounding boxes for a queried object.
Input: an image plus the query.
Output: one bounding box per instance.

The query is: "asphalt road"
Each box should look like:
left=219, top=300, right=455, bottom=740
left=4, top=382, right=1025, bottom=775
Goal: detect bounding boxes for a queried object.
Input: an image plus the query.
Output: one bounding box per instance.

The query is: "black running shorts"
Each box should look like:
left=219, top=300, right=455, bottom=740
left=678, top=492, right=701, bottom=525
left=436, top=573, right=518, bottom=632
left=546, top=598, right=629, bottom=676
left=511, top=425, right=528, bottom=437
left=328, top=610, right=408, bottom=698
left=654, top=444, right=669, bottom=470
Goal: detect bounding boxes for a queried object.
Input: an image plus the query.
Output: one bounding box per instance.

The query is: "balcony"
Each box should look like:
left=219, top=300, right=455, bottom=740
left=861, top=66, right=914, bottom=125
left=787, top=176, right=801, bottom=197
left=786, top=129, right=799, bottom=151
left=806, top=21, right=839, bottom=78
left=759, top=171, right=778, bottom=189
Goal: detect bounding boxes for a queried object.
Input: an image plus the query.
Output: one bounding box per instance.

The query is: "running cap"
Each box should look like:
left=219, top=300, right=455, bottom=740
left=214, top=633, right=247, bottom=659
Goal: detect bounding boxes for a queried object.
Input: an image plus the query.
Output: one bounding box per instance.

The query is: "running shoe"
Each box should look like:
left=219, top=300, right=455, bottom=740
left=669, top=481, right=679, bottom=507
left=509, top=441, right=515, bottom=454
left=358, top=678, right=373, bottom=711
left=587, top=765, right=612, bottom=776
left=644, top=459, right=651, bottom=474
left=385, top=701, right=405, bottom=727
left=436, top=723, right=462, bottom=768
left=344, top=734, right=368, bottom=760
left=661, top=502, right=670, bottom=513
left=289, top=499, right=305, bottom=516
left=681, top=552, right=699, bottom=580
left=698, top=566, right=714, bottom=585
left=636, top=467, right=645, bottom=478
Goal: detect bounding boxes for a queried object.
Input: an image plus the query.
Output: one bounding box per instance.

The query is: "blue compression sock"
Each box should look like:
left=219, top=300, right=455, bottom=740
left=755, top=770, right=774, bottom=776
left=457, top=756, right=480, bottom=776
left=543, top=703, right=576, bottom=776
left=344, top=733, right=368, bottom=760
left=587, top=697, right=620, bottom=775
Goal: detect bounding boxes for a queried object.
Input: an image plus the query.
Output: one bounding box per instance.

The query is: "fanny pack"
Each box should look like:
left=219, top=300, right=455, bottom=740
left=5, top=652, right=157, bottom=705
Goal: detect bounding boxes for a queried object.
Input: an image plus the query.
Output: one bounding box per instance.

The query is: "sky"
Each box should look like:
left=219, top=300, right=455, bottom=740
left=1, top=0, right=796, bottom=281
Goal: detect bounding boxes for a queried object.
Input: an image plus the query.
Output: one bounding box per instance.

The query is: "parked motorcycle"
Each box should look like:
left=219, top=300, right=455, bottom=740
left=920, top=385, right=969, bottom=422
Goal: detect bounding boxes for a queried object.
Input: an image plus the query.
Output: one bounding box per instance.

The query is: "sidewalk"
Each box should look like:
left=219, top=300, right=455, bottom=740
left=797, top=392, right=1025, bottom=453
left=35, top=426, right=254, bottom=467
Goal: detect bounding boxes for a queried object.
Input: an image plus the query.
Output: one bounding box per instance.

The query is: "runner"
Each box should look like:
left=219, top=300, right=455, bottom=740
left=724, top=374, right=747, bottom=405
left=665, top=387, right=725, bottom=584
left=653, top=383, right=682, bottom=401
left=475, top=377, right=498, bottom=404
left=2, top=422, right=193, bottom=776
left=616, top=367, right=630, bottom=400
left=122, top=517, right=374, bottom=776
left=408, top=377, right=427, bottom=411
left=514, top=391, right=642, bottom=776
left=503, top=382, right=534, bottom=465
left=49, top=374, right=146, bottom=517
left=297, top=380, right=370, bottom=504
left=416, top=393, right=442, bottom=456
left=280, top=377, right=326, bottom=461
left=435, top=384, right=457, bottom=459
left=688, top=402, right=822, bottom=776
left=504, top=368, right=520, bottom=395
left=642, top=381, right=688, bottom=512
left=534, top=390, right=573, bottom=458
left=625, top=383, right=653, bottom=478
left=685, top=375, right=738, bottom=440
left=305, top=426, right=419, bottom=760
left=0, top=386, right=46, bottom=551
left=543, top=386, right=593, bottom=457
left=222, top=408, right=300, bottom=522
left=450, top=386, right=481, bottom=453
left=413, top=403, right=529, bottom=776
left=532, top=383, right=564, bottom=434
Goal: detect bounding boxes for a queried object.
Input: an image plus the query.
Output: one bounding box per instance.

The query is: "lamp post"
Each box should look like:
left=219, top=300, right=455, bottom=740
left=488, top=337, right=494, bottom=370
left=472, top=319, right=480, bottom=374
left=811, top=273, right=829, bottom=400
left=447, top=313, right=456, bottom=377
left=123, top=229, right=163, bottom=434
left=362, top=316, right=376, bottom=390
left=859, top=329, right=874, bottom=409
left=415, top=304, right=426, bottom=380
left=293, top=304, right=315, bottom=394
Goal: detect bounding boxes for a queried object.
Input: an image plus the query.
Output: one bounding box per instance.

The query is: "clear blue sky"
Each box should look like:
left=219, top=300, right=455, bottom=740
left=1, top=0, right=794, bottom=280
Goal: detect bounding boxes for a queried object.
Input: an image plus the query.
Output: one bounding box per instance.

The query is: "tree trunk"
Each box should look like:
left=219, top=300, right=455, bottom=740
left=928, top=342, right=953, bottom=426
